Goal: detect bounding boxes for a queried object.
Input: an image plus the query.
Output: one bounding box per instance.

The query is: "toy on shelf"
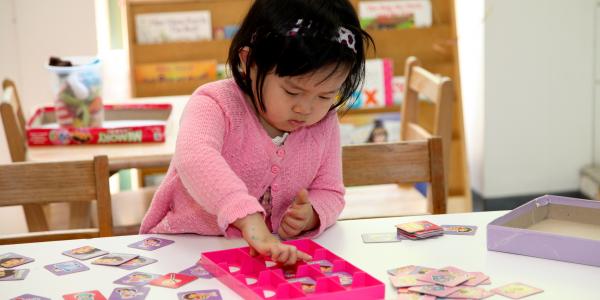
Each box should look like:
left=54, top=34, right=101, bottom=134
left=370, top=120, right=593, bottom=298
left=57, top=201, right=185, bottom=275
left=200, top=239, right=384, bottom=299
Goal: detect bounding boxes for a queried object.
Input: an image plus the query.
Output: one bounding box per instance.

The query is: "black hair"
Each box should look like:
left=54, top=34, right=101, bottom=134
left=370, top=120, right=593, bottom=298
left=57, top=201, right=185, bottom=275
left=367, top=119, right=388, bottom=143
left=228, top=0, right=374, bottom=114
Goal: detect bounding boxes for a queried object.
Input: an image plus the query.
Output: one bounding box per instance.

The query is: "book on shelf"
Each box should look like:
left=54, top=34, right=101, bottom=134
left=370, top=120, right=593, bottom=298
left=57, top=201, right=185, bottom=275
left=134, top=60, right=217, bottom=84
left=348, top=58, right=393, bottom=109
left=339, top=112, right=400, bottom=145
left=359, top=0, right=432, bottom=30
left=135, top=10, right=212, bottom=44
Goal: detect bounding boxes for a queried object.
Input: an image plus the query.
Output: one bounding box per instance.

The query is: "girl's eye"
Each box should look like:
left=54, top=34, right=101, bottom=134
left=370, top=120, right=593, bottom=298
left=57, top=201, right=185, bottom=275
left=319, top=95, right=334, bottom=101
left=284, top=89, right=300, bottom=96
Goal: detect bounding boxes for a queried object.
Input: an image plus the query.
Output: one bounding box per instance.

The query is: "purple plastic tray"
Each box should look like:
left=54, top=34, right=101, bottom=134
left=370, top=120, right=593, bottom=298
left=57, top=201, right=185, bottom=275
left=487, top=195, right=600, bottom=267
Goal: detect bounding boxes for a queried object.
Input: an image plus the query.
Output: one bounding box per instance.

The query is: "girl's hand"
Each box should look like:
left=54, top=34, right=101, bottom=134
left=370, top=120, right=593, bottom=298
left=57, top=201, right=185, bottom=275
left=277, top=189, right=320, bottom=239
left=234, top=213, right=312, bottom=265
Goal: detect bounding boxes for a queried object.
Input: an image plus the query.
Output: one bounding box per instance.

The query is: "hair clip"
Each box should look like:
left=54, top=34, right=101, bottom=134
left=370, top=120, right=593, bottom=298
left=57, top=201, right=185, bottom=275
left=335, top=26, right=356, bottom=53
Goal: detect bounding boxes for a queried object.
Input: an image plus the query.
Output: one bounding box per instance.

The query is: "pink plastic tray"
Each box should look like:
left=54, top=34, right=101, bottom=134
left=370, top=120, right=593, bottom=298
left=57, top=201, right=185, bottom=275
left=200, top=239, right=384, bottom=299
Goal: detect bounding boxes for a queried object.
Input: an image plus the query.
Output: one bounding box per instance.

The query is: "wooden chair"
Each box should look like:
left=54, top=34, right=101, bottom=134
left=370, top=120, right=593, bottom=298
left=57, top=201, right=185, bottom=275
left=1, top=78, right=155, bottom=235
left=1, top=79, right=49, bottom=232
left=342, top=138, right=447, bottom=218
left=0, top=156, right=113, bottom=244
left=401, top=56, right=453, bottom=180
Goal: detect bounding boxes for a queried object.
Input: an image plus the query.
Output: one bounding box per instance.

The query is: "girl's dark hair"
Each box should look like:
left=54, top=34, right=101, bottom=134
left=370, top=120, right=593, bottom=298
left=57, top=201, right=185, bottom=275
left=228, top=0, right=374, bottom=113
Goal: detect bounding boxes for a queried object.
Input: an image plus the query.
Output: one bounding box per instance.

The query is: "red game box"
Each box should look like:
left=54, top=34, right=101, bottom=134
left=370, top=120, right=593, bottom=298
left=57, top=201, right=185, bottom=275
left=200, top=239, right=384, bottom=299
left=26, top=104, right=172, bottom=146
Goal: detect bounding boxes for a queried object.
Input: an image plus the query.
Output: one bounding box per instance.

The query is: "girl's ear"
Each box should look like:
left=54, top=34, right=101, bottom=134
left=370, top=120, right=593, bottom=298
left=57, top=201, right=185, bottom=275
left=238, top=47, right=250, bottom=75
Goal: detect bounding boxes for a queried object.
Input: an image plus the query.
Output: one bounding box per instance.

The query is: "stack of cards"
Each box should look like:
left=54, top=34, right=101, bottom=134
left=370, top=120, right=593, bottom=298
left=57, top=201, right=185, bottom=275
left=396, top=221, right=443, bottom=240
left=389, top=265, right=543, bottom=299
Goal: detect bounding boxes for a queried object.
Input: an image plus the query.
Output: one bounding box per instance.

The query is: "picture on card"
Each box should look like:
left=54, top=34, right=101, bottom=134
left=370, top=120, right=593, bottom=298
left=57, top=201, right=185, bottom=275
left=108, top=286, right=150, bottom=300
left=118, top=256, right=158, bottom=270
left=408, top=285, right=460, bottom=297
left=63, top=290, right=106, bottom=300
left=92, top=253, right=138, bottom=266
left=128, top=237, right=174, bottom=251
left=396, top=221, right=441, bottom=234
left=329, top=271, right=353, bottom=286
left=0, top=269, right=29, bottom=281
left=44, top=260, right=89, bottom=276
left=389, top=275, right=430, bottom=288
left=387, top=265, right=434, bottom=276
left=179, top=263, right=213, bottom=279
left=0, top=252, right=34, bottom=268
left=361, top=232, right=405, bottom=243
left=441, top=225, right=478, bottom=235
left=288, top=276, right=317, bottom=293
left=418, top=266, right=471, bottom=287
left=306, top=259, right=333, bottom=273
left=492, top=282, right=543, bottom=299
left=150, top=273, right=196, bottom=289
left=62, top=245, right=108, bottom=260
left=114, top=272, right=162, bottom=286
left=177, top=289, right=222, bottom=300
left=10, top=294, right=51, bottom=300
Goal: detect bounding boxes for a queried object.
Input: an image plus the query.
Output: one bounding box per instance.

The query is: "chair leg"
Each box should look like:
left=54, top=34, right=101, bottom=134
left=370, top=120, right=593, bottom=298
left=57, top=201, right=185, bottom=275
left=69, top=202, right=92, bottom=229
left=23, top=204, right=49, bottom=232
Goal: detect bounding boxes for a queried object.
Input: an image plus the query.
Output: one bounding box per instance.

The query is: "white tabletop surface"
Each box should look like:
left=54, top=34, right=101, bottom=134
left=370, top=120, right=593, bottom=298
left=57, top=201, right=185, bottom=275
left=3, top=211, right=599, bottom=299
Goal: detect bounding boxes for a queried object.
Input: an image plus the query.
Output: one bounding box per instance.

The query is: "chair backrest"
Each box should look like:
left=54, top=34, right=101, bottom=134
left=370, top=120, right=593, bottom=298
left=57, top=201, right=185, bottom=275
left=342, top=137, right=447, bottom=214
left=0, top=156, right=113, bottom=244
left=400, top=57, right=453, bottom=177
left=1, top=79, right=27, bottom=162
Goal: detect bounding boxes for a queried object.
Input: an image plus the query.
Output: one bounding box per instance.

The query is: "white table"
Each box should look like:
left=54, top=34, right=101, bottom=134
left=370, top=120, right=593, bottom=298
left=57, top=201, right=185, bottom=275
left=3, top=212, right=599, bottom=299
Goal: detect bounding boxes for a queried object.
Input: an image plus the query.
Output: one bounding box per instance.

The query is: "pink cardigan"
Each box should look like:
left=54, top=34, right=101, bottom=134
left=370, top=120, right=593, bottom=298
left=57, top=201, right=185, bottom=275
left=139, top=79, right=345, bottom=238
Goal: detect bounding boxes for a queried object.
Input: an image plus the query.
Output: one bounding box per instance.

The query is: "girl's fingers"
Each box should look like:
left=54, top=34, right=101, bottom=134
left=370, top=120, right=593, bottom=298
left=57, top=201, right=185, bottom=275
left=270, top=246, right=282, bottom=262
left=249, top=247, right=258, bottom=257
left=280, top=222, right=299, bottom=239
left=297, top=249, right=312, bottom=262
left=288, top=247, right=298, bottom=265
left=283, top=216, right=305, bottom=232
left=276, top=246, right=290, bottom=263
left=285, top=208, right=307, bottom=221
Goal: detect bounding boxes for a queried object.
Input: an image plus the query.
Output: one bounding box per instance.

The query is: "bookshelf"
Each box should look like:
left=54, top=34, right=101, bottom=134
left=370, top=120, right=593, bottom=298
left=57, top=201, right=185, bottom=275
left=125, top=0, right=471, bottom=209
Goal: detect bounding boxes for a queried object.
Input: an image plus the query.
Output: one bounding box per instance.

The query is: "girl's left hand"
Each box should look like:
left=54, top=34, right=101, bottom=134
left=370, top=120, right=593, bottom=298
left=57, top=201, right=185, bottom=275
left=277, top=189, right=320, bottom=239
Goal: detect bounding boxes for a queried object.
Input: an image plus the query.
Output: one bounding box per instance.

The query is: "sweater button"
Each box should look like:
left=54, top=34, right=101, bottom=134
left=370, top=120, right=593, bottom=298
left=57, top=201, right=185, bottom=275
left=276, top=149, right=286, bottom=157
left=271, top=165, right=280, bottom=174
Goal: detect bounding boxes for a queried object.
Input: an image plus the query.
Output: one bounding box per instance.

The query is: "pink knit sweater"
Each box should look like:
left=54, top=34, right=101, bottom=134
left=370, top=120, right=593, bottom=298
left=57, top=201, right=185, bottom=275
left=139, top=79, right=345, bottom=238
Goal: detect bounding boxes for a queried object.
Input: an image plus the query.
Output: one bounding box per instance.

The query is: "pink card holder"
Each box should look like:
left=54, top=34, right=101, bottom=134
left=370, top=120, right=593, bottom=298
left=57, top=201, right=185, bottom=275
left=200, top=239, right=384, bottom=299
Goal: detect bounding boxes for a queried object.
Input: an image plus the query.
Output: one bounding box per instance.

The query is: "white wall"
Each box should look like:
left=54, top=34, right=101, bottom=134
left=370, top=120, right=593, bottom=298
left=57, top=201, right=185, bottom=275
left=0, top=0, right=98, bottom=163
left=482, top=0, right=595, bottom=197
left=455, top=0, right=485, bottom=194
left=0, top=0, right=19, bottom=164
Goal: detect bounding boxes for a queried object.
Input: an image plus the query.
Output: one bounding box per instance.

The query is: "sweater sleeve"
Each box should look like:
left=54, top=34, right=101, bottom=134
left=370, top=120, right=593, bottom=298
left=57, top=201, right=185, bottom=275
left=301, top=114, right=346, bottom=238
left=173, top=94, right=265, bottom=236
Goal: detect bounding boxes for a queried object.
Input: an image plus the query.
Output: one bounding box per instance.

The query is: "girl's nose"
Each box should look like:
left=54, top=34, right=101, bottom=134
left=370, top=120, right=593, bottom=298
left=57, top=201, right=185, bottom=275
left=292, top=101, right=311, bottom=115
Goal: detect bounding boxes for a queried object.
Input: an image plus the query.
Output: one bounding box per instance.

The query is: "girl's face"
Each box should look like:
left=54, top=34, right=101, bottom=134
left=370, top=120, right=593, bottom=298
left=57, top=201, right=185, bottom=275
left=250, top=64, right=348, bottom=137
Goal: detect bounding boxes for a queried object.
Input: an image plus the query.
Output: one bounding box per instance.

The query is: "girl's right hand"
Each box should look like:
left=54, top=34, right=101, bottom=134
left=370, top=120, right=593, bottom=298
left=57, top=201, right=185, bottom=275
left=234, top=213, right=312, bottom=265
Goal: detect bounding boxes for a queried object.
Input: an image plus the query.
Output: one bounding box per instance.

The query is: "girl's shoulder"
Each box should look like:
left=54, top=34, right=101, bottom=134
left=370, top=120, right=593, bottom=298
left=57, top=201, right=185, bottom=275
left=188, top=78, right=248, bottom=117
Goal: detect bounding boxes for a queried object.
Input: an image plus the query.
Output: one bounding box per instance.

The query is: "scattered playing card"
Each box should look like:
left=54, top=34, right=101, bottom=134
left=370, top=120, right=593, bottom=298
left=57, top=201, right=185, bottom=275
left=118, top=256, right=158, bottom=270
left=262, top=290, right=276, bottom=298
left=128, top=237, right=174, bottom=251
left=329, top=271, right=353, bottom=286
left=361, top=232, right=405, bottom=243
left=389, top=275, right=430, bottom=288
left=387, top=265, right=434, bottom=276
left=418, top=266, right=471, bottom=287
left=92, top=253, right=138, bottom=266
left=447, top=286, right=488, bottom=299
left=44, top=260, right=89, bottom=276
left=62, top=246, right=108, bottom=260
left=0, top=269, right=29, bottom=281
left=492, top=282, right=543, bottom=299
left=114, top=272, right=162, bottom=286
left=177, top=290, right=222, bottom=300
left=108, top=286, right=150, bottom=300
left=463, top=272, right=489, bottom=287
left=480, top=278, right=492, bottom=285
left=150, top=273, right=196, bottom=289
left=63, top=290, right=106, bottom=300
left=10, top=294, right=51, bottom=300
left=408, top=285, right=460, bottom=297
left=306, top=259, right=333, bottom=273
left=265, top=260, right=277, bottom=268
left=179, top=263, right=213, bottom=279
left=441, top=225, right=478, bottom=235
left=0, top=252, right=34, bottom=268
left=288, top=276, right=317, bottom=293
left=396, top=221, right=442, bottom=234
